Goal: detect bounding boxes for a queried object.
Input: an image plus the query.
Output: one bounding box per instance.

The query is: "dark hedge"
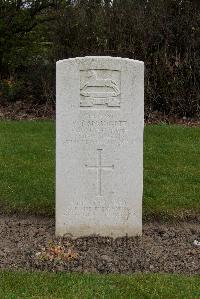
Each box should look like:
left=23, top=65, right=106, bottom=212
left=0, top=0, right=199, bottom=118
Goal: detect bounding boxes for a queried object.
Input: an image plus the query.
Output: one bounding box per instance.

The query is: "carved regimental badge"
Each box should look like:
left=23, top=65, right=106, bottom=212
left=80, top=69, right=121, bottom=108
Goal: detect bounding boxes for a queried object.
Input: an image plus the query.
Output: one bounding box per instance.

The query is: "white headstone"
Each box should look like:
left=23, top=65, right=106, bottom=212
left=56, top=56, right=144, bottom=237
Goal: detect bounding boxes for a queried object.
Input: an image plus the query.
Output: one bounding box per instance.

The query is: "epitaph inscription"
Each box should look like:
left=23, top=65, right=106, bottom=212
left=80, top=69, right=121, bottom=108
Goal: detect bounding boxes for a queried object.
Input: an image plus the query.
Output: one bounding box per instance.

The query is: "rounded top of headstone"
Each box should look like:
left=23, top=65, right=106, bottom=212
left=56, top=56, right=143, bottom=65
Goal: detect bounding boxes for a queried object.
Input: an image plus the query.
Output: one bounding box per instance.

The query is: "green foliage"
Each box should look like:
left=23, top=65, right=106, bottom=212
left=0, top=1, right=54, bottom=71
left=0, top=0, right=200, bottom=116
left=0, top=0, right=56, bottom=101
left=0, top=121, right=199, bottom=219
left=0, top=79, right=26, bottom=101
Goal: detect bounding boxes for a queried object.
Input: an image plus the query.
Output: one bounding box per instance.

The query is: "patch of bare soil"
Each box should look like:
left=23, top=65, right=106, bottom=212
left=0, top=100, right=199, bottom=126
left=0, top=215, right=199, bottom=274
left=145, top=111, right=200, bottom=127
left=0, top=100, right=55, bottom=120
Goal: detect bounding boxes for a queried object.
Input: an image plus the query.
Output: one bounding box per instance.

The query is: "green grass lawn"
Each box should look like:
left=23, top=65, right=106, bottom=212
left=0, top=122, right=199, bottom=297
left=0, top=121, right=199, bottom=218
left=0, top=271, right=200, bottom=299
left=144, top=124, right=200, bottom=219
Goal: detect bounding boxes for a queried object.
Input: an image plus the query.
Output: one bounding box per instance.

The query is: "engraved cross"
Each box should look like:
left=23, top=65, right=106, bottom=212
left=85, top=149, right=114, bottom=196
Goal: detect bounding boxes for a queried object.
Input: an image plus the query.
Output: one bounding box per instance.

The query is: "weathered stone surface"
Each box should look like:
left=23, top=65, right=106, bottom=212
left=56, top=56, right=144, bottom=237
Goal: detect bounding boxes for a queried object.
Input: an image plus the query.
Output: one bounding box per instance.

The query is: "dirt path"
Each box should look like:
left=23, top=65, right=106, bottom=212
left=0, top=215, right=199, bottom=274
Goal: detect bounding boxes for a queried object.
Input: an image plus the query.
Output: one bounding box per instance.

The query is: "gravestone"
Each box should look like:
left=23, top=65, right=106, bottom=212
left=56, top=56, right=144, bottom=237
